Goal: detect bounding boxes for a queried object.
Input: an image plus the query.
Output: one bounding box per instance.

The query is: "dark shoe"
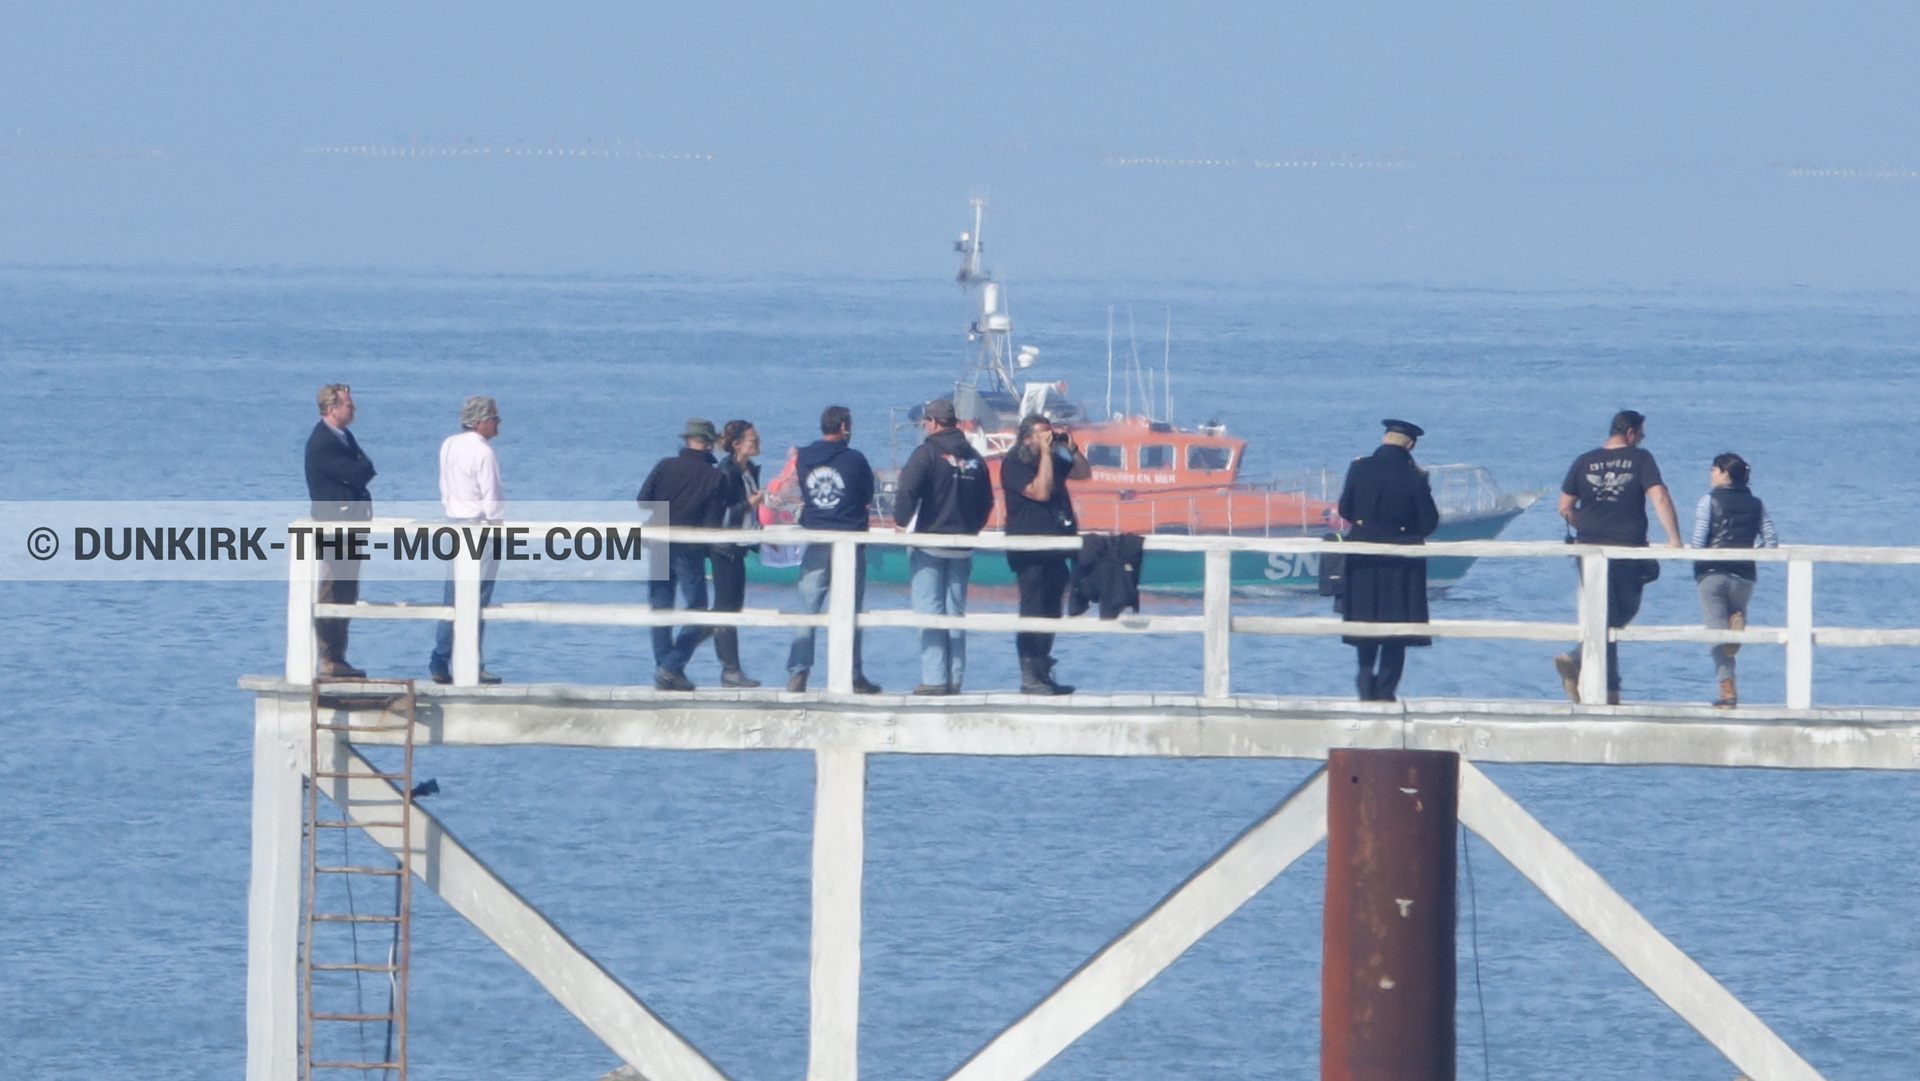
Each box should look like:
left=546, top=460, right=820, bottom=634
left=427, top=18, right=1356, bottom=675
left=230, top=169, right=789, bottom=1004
left=786, top=671, right=808, bottom=693
left=912, top=683, right=952, bottom=696
left=1714, top=677, right=1737, bottom=709
left=1552, top=653, right=1581, bottom=703
left=721, top=669, right=761, bottom=689
left=478, top=669, right=502, bottom=685
left=852, top=677, right=883, bottom=695
left=1606, top=690, right=1621, bottom=706
left=1020, top=657, right=1070, bottom=696
left=1038, top=656, right=1075, bottom=695
left=1356, top=671, right=1375, bottom=701
left=320, top=659, right=367, bottom=679
left=429, top=669, right=452, bottom=685
left=654, top=667, right=696, bottom=692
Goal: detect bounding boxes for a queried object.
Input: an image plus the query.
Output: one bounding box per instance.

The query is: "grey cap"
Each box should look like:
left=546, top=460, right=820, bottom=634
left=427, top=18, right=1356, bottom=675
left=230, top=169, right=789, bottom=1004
left=460, top=395, right=499, bottom=428
left=681, top=417, right=718, bottom=441
left=923, top=398, right=957, bottom=422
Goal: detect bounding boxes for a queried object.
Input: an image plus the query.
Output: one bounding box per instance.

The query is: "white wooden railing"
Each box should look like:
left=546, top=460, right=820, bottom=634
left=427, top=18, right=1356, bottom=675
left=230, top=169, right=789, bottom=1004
left=286, top=520, right=1920, bottom=708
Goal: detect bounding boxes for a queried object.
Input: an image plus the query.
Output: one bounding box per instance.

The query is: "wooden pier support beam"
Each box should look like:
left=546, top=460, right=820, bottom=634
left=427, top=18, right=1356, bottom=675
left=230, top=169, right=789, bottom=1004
left=1322, top=749, right=1458, bottom=1081
left=809, top=747, right=866, bottom=1081
left=246, top=696, right=305, bottom=1081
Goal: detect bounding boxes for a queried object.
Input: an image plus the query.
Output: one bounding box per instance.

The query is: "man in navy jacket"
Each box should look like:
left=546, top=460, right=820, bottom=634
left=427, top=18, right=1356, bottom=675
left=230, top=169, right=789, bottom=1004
left=303, top=383, right=375, bottom=678
left=785, top=404, right=880, bottom=693
left=893, top=398, right=991, bottom=694
left=637, top=417, right=727, bottom=690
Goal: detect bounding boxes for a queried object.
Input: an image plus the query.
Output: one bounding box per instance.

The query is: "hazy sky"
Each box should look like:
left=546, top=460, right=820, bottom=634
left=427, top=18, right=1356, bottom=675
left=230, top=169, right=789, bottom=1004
left=4, top=2, right=1917, bottom=286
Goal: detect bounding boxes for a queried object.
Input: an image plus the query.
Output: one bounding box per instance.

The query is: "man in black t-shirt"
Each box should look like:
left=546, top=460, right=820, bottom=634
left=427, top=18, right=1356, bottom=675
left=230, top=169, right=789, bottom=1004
left=1552, top=409, right=1683, bottom=703
left=1000, top=414, right=1090, bottom=695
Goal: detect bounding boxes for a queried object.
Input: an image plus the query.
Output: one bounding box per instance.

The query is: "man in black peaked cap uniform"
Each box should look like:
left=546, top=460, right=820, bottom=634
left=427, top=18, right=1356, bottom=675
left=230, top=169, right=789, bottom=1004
left=1337, top=419, right=1440, bottom=701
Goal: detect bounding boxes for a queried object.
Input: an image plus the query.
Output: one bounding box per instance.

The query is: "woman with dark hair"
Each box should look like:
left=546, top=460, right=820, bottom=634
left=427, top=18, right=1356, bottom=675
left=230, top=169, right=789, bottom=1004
left=709, top=419, right=764, bottom=687
left=1691, top=452, right=1778, bottom=708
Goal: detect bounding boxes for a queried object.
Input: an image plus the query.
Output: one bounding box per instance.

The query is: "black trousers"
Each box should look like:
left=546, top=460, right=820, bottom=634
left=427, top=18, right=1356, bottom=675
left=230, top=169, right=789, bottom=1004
left=709, top=546, right=748, bottom=671
left=1009, top=551, right=1071, bottom=660
left=316, top=560, right=360, bottom=664
left=1354, top=641, right=1407, bottom=700
left=1567, top=560, right=1649, bottom=693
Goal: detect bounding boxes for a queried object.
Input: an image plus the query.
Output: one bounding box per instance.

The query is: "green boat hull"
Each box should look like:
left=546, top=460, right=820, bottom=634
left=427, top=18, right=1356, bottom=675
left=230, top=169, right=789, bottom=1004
left=744, top=509, right=1528, bottom=595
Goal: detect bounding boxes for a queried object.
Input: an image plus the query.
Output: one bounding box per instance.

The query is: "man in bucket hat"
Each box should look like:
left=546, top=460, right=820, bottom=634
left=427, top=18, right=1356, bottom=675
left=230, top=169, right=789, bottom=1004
left=638, top=417, right=727, bottom=690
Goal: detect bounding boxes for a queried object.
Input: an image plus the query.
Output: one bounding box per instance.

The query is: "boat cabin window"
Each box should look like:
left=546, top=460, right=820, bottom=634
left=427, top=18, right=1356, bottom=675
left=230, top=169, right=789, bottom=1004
left=1086, top=443, right=1125, bottom=469
left=1139, top=444, right=1174, bottom=470
left=1187, top=445, right=1232, bottom=471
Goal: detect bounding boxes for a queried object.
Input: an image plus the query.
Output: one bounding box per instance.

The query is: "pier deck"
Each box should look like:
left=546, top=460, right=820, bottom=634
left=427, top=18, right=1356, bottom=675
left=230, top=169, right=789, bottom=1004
left=243, top=675, right=1920, bottom=771
left=246, top=526, right=1920, bottom=1081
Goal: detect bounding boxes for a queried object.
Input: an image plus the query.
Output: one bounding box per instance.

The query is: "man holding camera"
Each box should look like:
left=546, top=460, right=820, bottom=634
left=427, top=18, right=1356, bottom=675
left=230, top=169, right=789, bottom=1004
left=1000, top=413, right=1090, bottom=695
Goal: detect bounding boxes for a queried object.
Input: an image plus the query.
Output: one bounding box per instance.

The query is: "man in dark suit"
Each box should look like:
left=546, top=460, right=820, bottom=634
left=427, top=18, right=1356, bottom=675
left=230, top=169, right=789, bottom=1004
left=304, top=383, right=376, bottom=678
left=1337, top=418, right=1440, bottom=701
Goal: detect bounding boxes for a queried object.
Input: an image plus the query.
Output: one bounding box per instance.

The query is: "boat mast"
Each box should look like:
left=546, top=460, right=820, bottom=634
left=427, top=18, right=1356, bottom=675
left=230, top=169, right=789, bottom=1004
left=1163, top=307, right=1173, bottom=424
left=1105, top=306, right=1115, bottom=421
left=956, top=197, right=1017, bottom=397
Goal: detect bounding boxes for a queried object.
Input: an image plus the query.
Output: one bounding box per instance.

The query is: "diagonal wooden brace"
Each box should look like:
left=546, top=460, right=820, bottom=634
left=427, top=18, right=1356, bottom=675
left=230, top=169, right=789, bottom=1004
left=945, top=769, right=1329, bottom=1081
left=318, top=734, right=731, bottom=1081
left=1457, top=761, right=1824, bottom=1081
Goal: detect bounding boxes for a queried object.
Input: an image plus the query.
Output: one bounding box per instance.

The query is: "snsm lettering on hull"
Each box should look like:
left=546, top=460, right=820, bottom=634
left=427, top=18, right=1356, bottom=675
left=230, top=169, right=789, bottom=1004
left=1264, top=552, right=1320, bottom=580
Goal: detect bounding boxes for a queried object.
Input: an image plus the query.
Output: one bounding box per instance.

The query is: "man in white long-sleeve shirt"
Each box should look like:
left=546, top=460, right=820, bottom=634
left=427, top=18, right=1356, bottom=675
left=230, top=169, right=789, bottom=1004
left=429, top=396, right=506, bottom=683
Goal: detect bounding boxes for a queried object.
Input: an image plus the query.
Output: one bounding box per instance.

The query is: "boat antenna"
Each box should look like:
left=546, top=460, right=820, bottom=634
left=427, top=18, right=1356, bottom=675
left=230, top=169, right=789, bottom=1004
left=1125, top=305, right=1140, bottom=419
left=1163, top=306, right=1173, bottom=424
left=1105, top=306, right=1115, bottom=421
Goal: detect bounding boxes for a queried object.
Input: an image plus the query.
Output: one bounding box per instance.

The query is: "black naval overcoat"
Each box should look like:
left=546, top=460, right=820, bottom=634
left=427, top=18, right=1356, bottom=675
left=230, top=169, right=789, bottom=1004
left=1336, top=442, right=1440, bottom=646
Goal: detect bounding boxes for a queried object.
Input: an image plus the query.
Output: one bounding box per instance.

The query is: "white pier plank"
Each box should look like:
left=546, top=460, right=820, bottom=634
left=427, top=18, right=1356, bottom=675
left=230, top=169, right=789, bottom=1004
left=1458, top=761, right=1824, bottom=1081
left=945, top=770, right=1329, bottom=1081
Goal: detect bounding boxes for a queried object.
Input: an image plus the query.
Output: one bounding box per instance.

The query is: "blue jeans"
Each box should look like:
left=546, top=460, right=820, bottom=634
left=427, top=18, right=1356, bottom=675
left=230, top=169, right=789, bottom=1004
left=651, top=543, right=710, bottom=673
left=910, top=549, right=971, bottom=688
left=788, top=542, right=866, bottom=677
left=430, top=559, right=498, bottom=676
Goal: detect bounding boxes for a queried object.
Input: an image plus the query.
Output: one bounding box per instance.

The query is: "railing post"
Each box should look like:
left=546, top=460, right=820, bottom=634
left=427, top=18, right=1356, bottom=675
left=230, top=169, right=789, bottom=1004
left=808, top=747, right=865, bottom=1081
left=1786, top=557, right=1814, bottom=709
left=826, top=538, right=858, bottom=695
left=284, top=537, right=316, bottom=684
left=1578, top=552, right=1610, bottom=706
left=453, top=549, right=482, bottom=687
left=1202, top=546, right=1232, bottom=699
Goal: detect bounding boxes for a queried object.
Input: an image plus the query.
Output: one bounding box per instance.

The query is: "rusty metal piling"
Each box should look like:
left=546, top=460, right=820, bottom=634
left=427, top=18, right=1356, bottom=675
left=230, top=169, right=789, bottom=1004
left=1322, top=749, right=1459, bottom=1081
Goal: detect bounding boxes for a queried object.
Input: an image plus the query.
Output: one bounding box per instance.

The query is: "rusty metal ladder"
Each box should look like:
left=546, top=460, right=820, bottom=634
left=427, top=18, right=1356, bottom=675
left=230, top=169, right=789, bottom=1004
left=304, top=677, right=417, bottom=1080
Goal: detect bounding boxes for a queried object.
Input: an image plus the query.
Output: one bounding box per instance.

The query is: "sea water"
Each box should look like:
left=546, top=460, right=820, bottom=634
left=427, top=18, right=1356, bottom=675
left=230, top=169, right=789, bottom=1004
left=2, top=266, right=1917, bottom=1079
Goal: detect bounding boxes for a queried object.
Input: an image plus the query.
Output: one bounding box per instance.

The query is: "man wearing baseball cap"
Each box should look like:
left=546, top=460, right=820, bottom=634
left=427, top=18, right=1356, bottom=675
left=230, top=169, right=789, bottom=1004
left=893, top=398, right=992, bottom=694
left=638, top=418, right=727, bottom=690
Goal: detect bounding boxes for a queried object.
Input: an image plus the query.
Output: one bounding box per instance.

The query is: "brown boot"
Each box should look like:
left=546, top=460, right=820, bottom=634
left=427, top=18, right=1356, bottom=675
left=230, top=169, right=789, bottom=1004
left=1714, top=678, right=1737, bottom=709
left=1552, top=653, right=1581, bottom=703
left=1727, top=612, right=1745, bottom=656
